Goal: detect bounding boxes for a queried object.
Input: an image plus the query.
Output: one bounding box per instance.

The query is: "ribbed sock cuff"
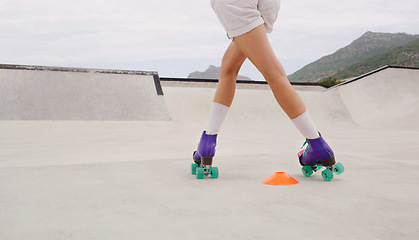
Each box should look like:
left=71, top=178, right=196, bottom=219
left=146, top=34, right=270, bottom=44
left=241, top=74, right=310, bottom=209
left=206, top=102, right=230, bottom=135
left=291, top=111, right=320, bottom=139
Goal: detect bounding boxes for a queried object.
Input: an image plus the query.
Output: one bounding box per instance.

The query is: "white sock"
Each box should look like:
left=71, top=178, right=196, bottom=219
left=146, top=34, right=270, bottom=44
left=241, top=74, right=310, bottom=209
left=206, top=102, right=230, bottom=135
left=291, top=111, right=320, bottom=139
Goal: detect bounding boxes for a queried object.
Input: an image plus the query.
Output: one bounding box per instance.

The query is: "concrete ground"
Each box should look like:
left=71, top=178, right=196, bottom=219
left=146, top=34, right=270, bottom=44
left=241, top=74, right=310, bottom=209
left=1, top=69, right=419, bottom=239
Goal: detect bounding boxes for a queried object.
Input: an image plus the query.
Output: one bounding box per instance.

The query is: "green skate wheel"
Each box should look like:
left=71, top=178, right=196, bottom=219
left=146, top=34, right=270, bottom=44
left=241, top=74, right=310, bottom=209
left=321, top=168, right=334, bottom=181
left=302, top=165, right=314, bottom=177
left=196, top=167, right=205, bottom=179
left=334, top=162, right=344, bottom=175
left=191, top=163, right=199, bottom=175
left=210, top=167, right=219, bottom=179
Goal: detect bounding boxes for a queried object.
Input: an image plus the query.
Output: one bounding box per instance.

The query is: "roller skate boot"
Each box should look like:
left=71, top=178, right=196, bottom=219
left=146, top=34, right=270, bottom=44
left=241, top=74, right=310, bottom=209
left=191, top=131, right=219, bottom=179
left=298, top=133, right=344, bottom=181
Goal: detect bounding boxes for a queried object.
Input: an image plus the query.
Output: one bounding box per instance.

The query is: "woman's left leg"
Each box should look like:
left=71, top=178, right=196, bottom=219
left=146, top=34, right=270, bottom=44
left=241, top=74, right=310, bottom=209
left=205, top=41, right=247, bottom=135
left=192, top=41, right=247, bottom=178
left=213, top=41, right=247, bottom=107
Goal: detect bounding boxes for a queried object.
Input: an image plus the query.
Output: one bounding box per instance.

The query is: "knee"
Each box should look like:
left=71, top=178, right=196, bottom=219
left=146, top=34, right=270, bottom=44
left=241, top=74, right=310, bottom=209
left=265, top=69, right=287, bottom=82
left=261, top=63, right=288, bottom=83
left=220, top=57, right=241, bottom=78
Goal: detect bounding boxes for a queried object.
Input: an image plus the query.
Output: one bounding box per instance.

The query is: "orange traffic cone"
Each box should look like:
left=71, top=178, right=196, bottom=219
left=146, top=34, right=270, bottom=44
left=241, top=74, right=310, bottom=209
left=262, top=172, right=299, bottom=186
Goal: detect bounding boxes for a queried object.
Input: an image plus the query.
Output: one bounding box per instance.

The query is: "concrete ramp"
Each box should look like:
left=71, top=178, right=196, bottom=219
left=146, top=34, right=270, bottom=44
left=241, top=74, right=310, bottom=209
left=0, top=64, right=169, bottom=120
left=329, top=66, right=419, bottom=130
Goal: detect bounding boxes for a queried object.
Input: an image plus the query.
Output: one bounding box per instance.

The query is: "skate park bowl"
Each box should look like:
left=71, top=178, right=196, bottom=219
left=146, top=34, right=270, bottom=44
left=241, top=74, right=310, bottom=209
left=328, top=66, right=419, bottom=131
left=0, top=65, right=418, bottom=240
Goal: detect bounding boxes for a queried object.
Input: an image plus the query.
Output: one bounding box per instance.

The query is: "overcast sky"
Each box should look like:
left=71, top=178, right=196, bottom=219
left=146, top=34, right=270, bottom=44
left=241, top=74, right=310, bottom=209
left=1, top=0, right=418, bottom=79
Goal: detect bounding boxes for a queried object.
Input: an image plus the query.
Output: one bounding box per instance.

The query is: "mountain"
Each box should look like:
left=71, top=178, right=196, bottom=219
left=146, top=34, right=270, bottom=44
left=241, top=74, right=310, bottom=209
left=288, top=32, right=419, bottom=82
left=330, top=38, right=419, bottom=80
left=188, top=65, right=251, bottom=80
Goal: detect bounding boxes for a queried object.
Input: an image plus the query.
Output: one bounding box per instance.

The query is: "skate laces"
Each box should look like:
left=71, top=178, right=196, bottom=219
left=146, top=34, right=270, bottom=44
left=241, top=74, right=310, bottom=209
left=300, top=140, right=309, bottom=157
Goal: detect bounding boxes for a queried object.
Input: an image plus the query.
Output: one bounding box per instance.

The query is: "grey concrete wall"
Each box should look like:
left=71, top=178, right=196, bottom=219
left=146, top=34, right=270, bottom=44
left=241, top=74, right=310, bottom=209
left=0, top=65, right=169, bottom=120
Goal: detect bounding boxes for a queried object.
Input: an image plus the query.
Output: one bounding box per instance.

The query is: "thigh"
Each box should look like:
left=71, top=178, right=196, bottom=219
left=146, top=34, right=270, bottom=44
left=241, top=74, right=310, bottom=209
left=233, top=25, right=284, bottom=80
left=221, top=41, right=247, bottom=73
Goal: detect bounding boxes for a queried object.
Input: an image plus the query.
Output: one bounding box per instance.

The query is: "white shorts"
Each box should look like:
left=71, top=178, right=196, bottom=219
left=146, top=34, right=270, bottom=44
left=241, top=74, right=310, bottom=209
left=211, top=0, right=281, bottom=39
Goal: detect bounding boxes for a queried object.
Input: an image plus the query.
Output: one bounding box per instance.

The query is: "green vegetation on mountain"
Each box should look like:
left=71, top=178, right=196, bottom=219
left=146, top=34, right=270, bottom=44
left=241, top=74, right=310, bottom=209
left=288, top=32, right=419, bottom=83
left=317, top=77, right=342, bottom=88
left=329, top=39, right=419, bottom=80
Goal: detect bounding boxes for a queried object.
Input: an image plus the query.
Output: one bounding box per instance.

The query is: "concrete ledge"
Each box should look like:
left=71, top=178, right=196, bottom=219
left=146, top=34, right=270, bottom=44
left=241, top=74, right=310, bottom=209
left=0, top=64, right=169, bottom=120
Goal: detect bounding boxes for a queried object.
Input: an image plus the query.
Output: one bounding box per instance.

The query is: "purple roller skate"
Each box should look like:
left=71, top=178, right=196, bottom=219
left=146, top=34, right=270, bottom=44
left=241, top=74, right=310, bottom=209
left=191, top=131, right=219, bottom=179
left=298, top=133, right=344, bottom=181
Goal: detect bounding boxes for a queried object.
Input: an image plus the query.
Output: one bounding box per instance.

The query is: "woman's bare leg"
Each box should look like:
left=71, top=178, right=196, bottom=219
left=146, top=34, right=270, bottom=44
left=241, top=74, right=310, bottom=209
left=213, top=41, right=247, bottom=107
left=233, top=25, right=306, bottom=119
